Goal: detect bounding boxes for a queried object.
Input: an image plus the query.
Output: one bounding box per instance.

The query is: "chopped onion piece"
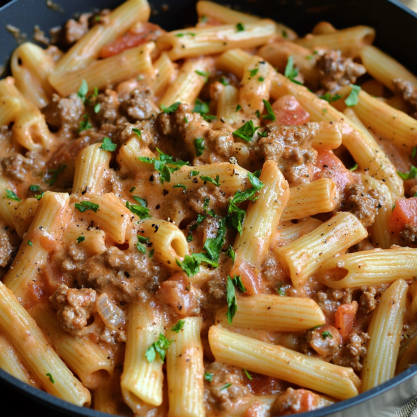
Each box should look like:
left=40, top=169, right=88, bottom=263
left=96, top=293, right=125, bottom=330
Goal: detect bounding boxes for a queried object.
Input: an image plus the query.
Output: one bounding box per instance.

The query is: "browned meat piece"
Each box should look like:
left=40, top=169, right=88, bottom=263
left=0, top=229, right=13, bottom=267
left=271, top=388, right=324, bottom=416
left=316, top=50, right=366, bottom=93
left=393, top=78, right=417, bottom=119
left=333, top=330, right=370, bottom=372
left=113, top=116, right=158, bottom=149
left=400, top=224, right=417, bottom=244
left=49, top=284, right=96, bottom=335
left=58, top=13, right=91, bottom=47
left=120, top=88, right=156, bottom=122
left=93, top=89, right=120, bottom=125
left=1, top=154, right=30, bottom=182
left=315, top=288, right=353, bottom=320
left=156, top=272, right=199, bottom=316
left=186, top=185, right=229, bottom=216
left=204, top=362, right=250, bottom=413
left=342, top=183, right=382, bottom=227
left=304, top=324, right=342, bottom=361
left=254, top=124, right=318, bottom=186
left=42, top=93, right=84, bottom=133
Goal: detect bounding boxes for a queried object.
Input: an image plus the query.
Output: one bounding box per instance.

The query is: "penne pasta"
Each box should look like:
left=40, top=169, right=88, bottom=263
left=153, top=53, right=176, bottom=98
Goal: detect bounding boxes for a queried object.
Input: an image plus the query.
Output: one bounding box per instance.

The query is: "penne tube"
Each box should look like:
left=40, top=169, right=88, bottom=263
left=0, top=282, right=91, bottom=406
left=216, top=48, right=252, bottom=79
left=360, top=45, right=417, bottom=91
left=310, top=121, right=343, bottom=150
left=116, top=136, right=156, bottom=175
left=121, top=302, right=165, bottom=410
left=294, top=26, right=375, bottom=56
left=166, top=318, right=204, bottom=417
left=215, top=294, right=325, bottom=331
left=231, top=161, right=289, bottom=294
left=0, top=97, right=20, bottom=127
left=276, top=212, right=367, bottom=289
left=209, top=325, right=360, bottom=400
left=0, top=176, right=18, bottom=229
left=156, top=21, right=275, bottom=61
left=53, top=0, right=151, bottom=73
left=159, top=57, right=214, bottom=108
left=11, top=42, right=55, bottom=108
left=72, top=143, right=112, bottom=196
left=361, top=279, right=408, bottom=391
left=79, top=193, right=132, bottom=244
left=281, top=178, right=339, bottom=222
left=0, top=331, right=42, bottom=388
left=273, top=217, right=323, bottom=248
left=318, top=247, right=417, bottom=289
left=3, top=192, right=70, bottom=302
left=50, top=43, right=155, bottom=97
left=361, top=174, right=393, bottom=249
left=312, top=21, right=337, bottom=35
left=13, top=198, right=39, bottom=237
left=30, top=303, right=114, bottom=390
left=217, top=84, right=242, bottom=125
left=0, top=77, right=52, bottom=151
left=153, top=52, right=176, bottom=98
left=137, top=218, right=190, bottom=270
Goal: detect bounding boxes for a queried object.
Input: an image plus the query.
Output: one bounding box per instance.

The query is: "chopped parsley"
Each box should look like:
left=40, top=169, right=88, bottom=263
left=173, top=184, right=187, bottom=190
left=132, top=128, right=141, bottom=139
left=232, top=120, right=260, bottom=142
left=193, top=98, right=210, bottom=115
left=236, top=22, right=244, bottom=32
left=203, top=197, right=210, bottom=211
left=133, top=196, right=147, bottom=207
left=75, top=201, right=99, bottom=213
left=258, top=76, right=265, bottom=82
left=176, top=253, right=216, bottom=277
left=76, top=236, right=85, bottom=244
left=277, top=286, right=285, bottom=296
left=194, top=137, right=205, bottom=157
left=201, top=15, right=208, bottom=23
left=129, top=187, right=136, bottom=193
left=145, top=333, right=173, bottom=363
left=171, top=320, right=185, bottom=333
left=29, top=184, right=40, bottom=192
left=101, top=137, right=117, bottom=151
left=94, top=103, right=101, bottom=113
left=126, top=200, right=150, bottom=219
left=221, top=383, right=232, bottom=390
left=345, top=85, right=361, bottom=107
left=46, top=373, right=55, bottom=384
left=220, top=76, right=229, bottom=86
left=161, top=102, right=181, bottom=113
left=284, top=56, right=303, bottom=85
left=413, top=147, right=416, bottom=158
left=249, top=68, right=259, bottom=77
left=35, top=193, right=44, bottom=200
left=243, top=369, right=252, bottom=380
left=226, top=245, right=235, bottom=263
left=320, top=93, right=343, bottom=103
left=77, top=80, right=88, bottom=102
left=200, top=175, right=220, bottom=186
left=282, top=30, right=288, bottom=38
left=187, top=213, right=206, bottom=241
left=191, top=170, right=200, bottom=177
left=255, top=110, right=261, bottom=118
left=204, top=372, right=214, bottom=382
left=136, top=235, right=148, bottom=253
left=184, top=116, right=189, bottom=123
left=236, top=104, right=242, bottom=112
left=78, top=114, right=92, bottom=132
left=321, top=331, right=333, bottom=339
left=226, top=276, right=238, bottom=324
left=27, top=240, right=33, bottom=246
left=5, top=189, right=20, bottom=202
left=195, top=70, right=210, bottom=80
left=203, top=218, right=226, bottom=264
left=398, top=166, right=417, bottom=180
left=262, top=99, right=276, bottom=121
left=175, top=32, right=196, bottom=37
left=349, top=163, right=358, bottom=171
left=310, top=325, right=322, bottom=331
left=149, top=249, right=154, bottom=258
left=45, top=164, right=66, bottom=186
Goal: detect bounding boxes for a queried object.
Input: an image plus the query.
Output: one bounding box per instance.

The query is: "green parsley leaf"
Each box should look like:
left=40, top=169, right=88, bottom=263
left=27, top=240, right=33, bottom=246
left=392, top=203, right=396, bottom=212
left=310, top=324, right=322, bottom=331
left=188, top=214, right=206, bottom=238
left=221, top=383, right=232, bottom=390
left=243, top=369, right=252, bottom=380
left=232, top=120, right=260, bottom=142
left=277, top=286, right=286, bottom=296
left=195, top=70, right=210, bottom=79
left=322, top=108, right=328, bottom=113
left=262, top=99, right=276, bottom=121
left=46, top=373, right=55, bottom=384
left=281, top=29, right=288, bottom=38
left=236, top=104, right=242, bottom=112
left=398, top=166, right=417, bottom=180
left=190, top=171, right=200, bottom=177
left=193, top=98, right=210, bottom=115
left=249, top=68, right=259, bottom=77
left=284, top=56, right=303, bottom=85
left=75, top=201, right=99, bottom=213
left=129, top=187, right=136, bottom=193
left=203, top=218, right=226, bottom=264
left=345, top=85, right=361, bottom=107
left=321, top=331, right=333, bottom=339
left=236, top=22, right=244, bottom=32
left=200, top=175, right=220, bottom=186
left=133, top=196, right=147, bottom=207
left=136, top=236, right=147, bottom=253
left=258, top=76, right=265, bottom=82
left=171, top=320, right=185, bottom=333
left=77, top=79, right=88, bottom=102
left=35, top=193, right=44, bottom=200
left=101, top=137, right=117, bottom=152
left=203, top=196, right=210, bottom=211
left=149, top=249, right=155, bottom=258
left=76, top=236, right=85, bottom=244
left=231, top=274, right=246, bottom=292
left=161, top=102, right=181, bottom=113
left=413, top=147, right=416, bottom=158
left=226, top=245, right=235, bottom=263
left=126, top=201, right=150, bottom=219
left=204, top=372, right=214, bottom=381
left=45, top=164, right=66, bottom=186
left=220, top=76, right=229, bottom=86
left=94, top=103, right=101, bottom=113
left=226, top=276, right=238, bottom=324
left=320, top=93, right=343, bottom=103
left=414, top=192, right=417, bottom=197
left=132, top=128, right=141, bottom=139
left=176, top=254, right=200, bottom=276
left=5, top=189, right=20, bottom=202
left=145, top=333, right=173, bottom=363
left=175, top=33, right=185, bottom=37
left=78, top=114, right=92, bottom=132
left=138, top=235, right=150, bottom=244
left=253, top=169, right=262, bottom=178
left=194, top=137, right=205, bottom=157
left=255, top=110, right=261, bottom=118
left=349, top=163, right=358, bottom=171
left=203, top=114, right=217, bottom=122
left=173, top=184, right=187, bottom=190
left=184, top=116, right=189, bottom=123
left=201, top=15, right=208, bottom=23
left=29, top=184, right=41, bottom=192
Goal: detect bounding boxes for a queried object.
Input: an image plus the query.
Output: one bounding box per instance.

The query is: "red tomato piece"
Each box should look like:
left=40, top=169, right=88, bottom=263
left=335, top=301, right=358, bottom=339
left=314, top=150, right=354, bottom=192
left=271, top=95, right=310, bottom=126
left=389, top=198, right=417, bottom=233
left=99, top=23, right=165, bottom=58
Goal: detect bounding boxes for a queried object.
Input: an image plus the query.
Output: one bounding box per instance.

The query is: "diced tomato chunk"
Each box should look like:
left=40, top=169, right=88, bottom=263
left=271, top=388, right=321, bottom=415
left=271, top=95, right=310, bottom=126
left=99, top=23, right=165, bottom=58
left=389, top=198, right=417, bottom=233
left=314, top=150, right=354, bottom=192
left=335, top=301, right=358, bottom=339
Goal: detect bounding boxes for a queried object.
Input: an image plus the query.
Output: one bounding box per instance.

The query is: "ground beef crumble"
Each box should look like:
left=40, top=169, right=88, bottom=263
left=333, top=331, right=370, bottom=372
left=400, top=224, right=417, bottom=244
left=393, top=78, right=417, bottom=119
left=0, top=229, right=13, bottom=267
